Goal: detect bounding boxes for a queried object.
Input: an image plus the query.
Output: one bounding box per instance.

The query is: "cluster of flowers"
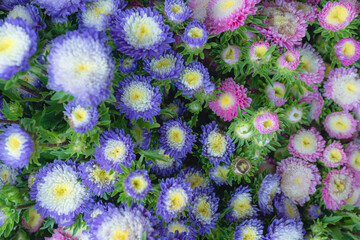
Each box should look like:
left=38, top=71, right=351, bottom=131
left=0, top=0, right=360, bottom=239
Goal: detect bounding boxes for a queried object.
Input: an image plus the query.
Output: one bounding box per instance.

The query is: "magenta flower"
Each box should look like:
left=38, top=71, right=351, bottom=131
left=249, top=41, right=270, bottom=62
left=265, top=82, right=287, bottom=106
left=278, top=50, right=300, bottom=70
left=321, top=142, right=347, bottom=168
left=335, top=37, right=360, bottom=66
left=324, top=111, right=357, bottom=139
left=221, top=45, right=241, bottom=65
left=296, top=44, right=325, bottom=85
left=254, top=112, right=280, bottom=134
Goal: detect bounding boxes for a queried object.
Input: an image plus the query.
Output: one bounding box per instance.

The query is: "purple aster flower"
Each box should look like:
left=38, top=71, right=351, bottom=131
left=226, top=186, right=257, bottom=222
left=209, top=164, right=230, bottom=186
left=47, top=30, right=115, bottom=107
left=161, top=218, right=197, bottom=239
left=94, top=128, right=135, bottom=173
left=83, top=200, right=112, bottom=225
left=0, top=18, right=37, bottom=80
left=156, top=177, right=193, bottom=222
left=146, top=148, right=183, bottom=177
left=0, top=125, right=33, bottom=168
left=178, top=167, right=213, bottom=191
left=118, top=57, right=137, bottom=74
left=0, top=164, right=19, bottom=186
left=0, top=0, right=29, bottom=10
left=17, top=72, right=42, bottom=99
left=222, top=45, right=241, bottom=65
left=324, top=111, right=357, bottom=139
left=254, top=112, right=280, bottom=134
left=33, top=0, right=94, bottom=17
left=64, top=101, right=99, bottom=134
left=130, top=124, right=151, bottom=151
left=143, top=50, right=184, bottom=81
left=114, top=74, right=162, bottom=123
left=335, top=37, right=360, bottom=66
left=79, top=160, right=118, bottom=197
left=265, top=82, right=287, bottom=106
left=111, top=7, right=174, bottom=60
left=265, top=218, right=305, bottom=240
left=90, top=202, right=159, bottom=240
left=30, top=160, right=90, bottom=225
left=124, top=169, right=153, bottom=201
left=277, top=50, right=300, bottom=70
left=307, top=204, right=322, bottom=220
left=321, top=142, right=347, bottom=167
left=274, top=193, right=300, bottom=219
left=158, top=118, right=196, bottom=159
left=181, top=20, right=208, bottom=49
left=165, top=0, right=192, bottom=23
left=258, top=174, right=281, bottom=215
left=234, top=218, right=264, bottom=240
left=8, top=4, right=46, bottom=31
left=200, top=121, right=235, bottom=166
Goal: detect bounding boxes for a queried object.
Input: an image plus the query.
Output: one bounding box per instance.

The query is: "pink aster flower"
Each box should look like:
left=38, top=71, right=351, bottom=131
left=278, top=50, right=300, bottom=70
left=21, top=209, right=44, bottom=233
left=249, top=41, right=270, bottom=62
left=335, top=37, right=360, bottom=66
left=308, top=92, right=324, bottom=122
left=255, top=0, right=307, bottom=49
left=265, top=82, right=287, bottom=106
left=209, top=78, right=252, bottom=121
left=188, top=0, right=211, bottom=21
left=321, top=142, right=347, bottom=167
left=254, top=112, right=280, bottom=134
left=324, top=111, right=357, bottom=139
left=296, top=44, right=325, bottom=85
left=345, top=141, right=360, bottom=173
left=344, top=0, right=360, bottom=13
left=288, top=127, right=325, bottom=162
left=318, top=0, right=357, bottom=32
left=322, top=168, right=354, bottom=210
left=306, top=0, right=320, bottom=5
left=205, top=0, right=260, bottom=35
left=45, top=228, right=79, bottom=240
left=294, top=1, right=318, bottom=22
left=221, top=45, right=241, bottom=65
left=277, top=157, right=321, bottom=206
left=346, top=186, right=360, bottom=206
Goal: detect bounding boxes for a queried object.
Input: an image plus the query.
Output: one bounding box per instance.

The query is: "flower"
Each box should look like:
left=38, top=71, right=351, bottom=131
left=258, top=174, right=281, bottom=215
left=254, top=112, right=280, bottom=134
left=79, top=160, right=117, bottom=197
left=321, top=142, right=347, bottom=167
left=174, top=60, right=212, bottom=97
left=295, top=1, right=318, bottom=22
left=249, top=41, right=270, bottom=62
left=124, top=169, right=153, bottom=200
left=255, top=0, right=307, bottom=49
left=296, top=44, right=325, bottom=85
left=265, top=218, right=305, bottom=240
left=161, top=99, right=187, bottom=121
left=147, top=149, right=183, bottom=177
left=278, top=50, right=300, bottom=70
left=234, top=218, right=264, bottom=240
left=90, top=202, right=159, bottom=240
left=178, top=167, right=213, bottom=191
left=324, top=111, right=357, bottom=139
left=322, top=168, right=354, bottom=210
left=209, top=164, right=230, bottom=186
left=227, top=186, right=257, bottom=222
left=324, top=67, right=360, bottom=111
left=181, top=20, right=208, bottom=49
left=118, top=57, right=137, bottom=74
left=0, top=125, right=33, bottom=168
left=156, top=177, right=192, bottom=222
left=30, top=160, right=90, bottom=225
left=33, top=0, right=93, bottom=17
left=345, top=141, right=360, bottom=171
left=233, top=121, right=253, bottom=140
left=0, top=18, right=37, bottom=80
left=0, top=164, right=18, bottom=186
left=21, top=208, right=44, bottom=233
left=8, top=4, right=46, bottom=31
left=286, top=106, right=304, bottom=124
left=165, top=0, right=192, bottom=23
left=205, top=0, right=259, bottom=35
left=110, top=7, right=174, bottom=60
left=130, top=124, right=151, bottom=151
left=346, top=186, right=360, bottom=206
left=188, top=0, right=211, bottom=21
left=64, top=101, right=99, bottom=134
left=288, top=127, right=325, bottom=162
left=83, top=200, right=113, bottom=225
left=308, top=92, right=324, bottom=122
left=277, top=157, right=321, bottom=205
left=266, top=82, right=288, bottom=108
left=335, top=37, right=360, bottom=66
left=45, top=227, right=79, bottom=240
left=318, top=0, right=357, bottom=32
left=307, top=204, right=323, bottom=220
left=0, top=0, right=29, bottom=11
left=161, top=218, right=197, bottom=239
left=274, top=193, right=300, bottom=219
left=17, top=72, right=42, bottom=99
left=143, top=50, right=184, bottom=81
left=200, top=121, right=235, bottom=166
left=209, top=78, right=252, bottom=121
left=94, top=128, right=135, bottom=173
left=221, top=45, right=241, bottom=65
left=115, top=75, right=162, bottom=123
left=47, top=30, right=115, bottom=106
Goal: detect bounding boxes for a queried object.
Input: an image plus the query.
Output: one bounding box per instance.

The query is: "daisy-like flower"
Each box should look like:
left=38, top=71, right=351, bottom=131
left=278, top=50, right=300, bottom=70
left=21, top=208, right=44, bottom=233
left=158, top=118, right=196, bottom=158
left=124, top=169, right=153, bottom=200
left=209, top=78, right=252, bottom=121
left=17, top=72, right=42, bottom=99
left=0, top=18, right=37, bottom=80
left=234, top=218, right=264, bottom=240
left=130, top=124, right=151, bottom=151
left=30, top=160, right=90, bottom=225
left=200, top=121, right=235, bottom=166
left=254, top=112, right=280, bottom=134
left=277, top=157, right=321, bottom=205
left=288, top=127, right=325, bottom=162
left=161, top=218, right=197, bottom=239
left=318, top=0, right=357, bottom=32
left=322, top=168, right=354, bottom=210
left=115, top=75, right=162, bottom=123
left=47, top=30, right=115, bottom=106
left=181, top=20, right=208, bottom=49
left=296, top=44, right=325, bottom=85
left=227, top=186, right=257, bottom=222
left=335, top=37, right=360, bottom=66
left=308, top=92, right=324, bottom=122
left=174, top=60, right=212, bottom=97
left=233, top=121, right=253, bottom=140
left=64, top=101, right=99, bottom=134
left=143, top=50, right=184, bottom=81
left=209, top=164, right=230, bottom=186
left=324, top=111, right=357, bottom=139
left=345, top=141, right=360, bottom=172
left=204, top=0, right=260, bottom=35
left=94, top=128, right=135, bottom=173
left=0, top=164, right=19, bottom=186
left=165, top=0, right=192, bottom=23
left=8, top=4, right=46, bottom=31
left=147, top=149, right=183, bottom=177
left=295, top=1, right=318, bottom=22
left=33, top=0, right=93, bottom=17
left=178, top=167, right=212, bottom=190
left=286, top=106, right=303, bottom=124
left=156, top=177, right=193, bottom=222
left=221, top=45, right=241, bottom=65
left=307, top=204, right=323, bottom=220
left=258, top=174, right=281, bottom=215
left=188, top=0, right=210, bottom=21
left=265, top=218, right=305, bottom=240
left=255, top=0, right=307, bottom=49
left=111, top=7, right=174, bottom=60
left=118, top=57, right=137, bottom=74
left=0, top=0, right=29, bottom=11
left=0, top=125, right=33, bottom=168
left=90, top=202, right=159, bottom=240
left=265, top=82, right=287, bottom=106
left=79, top=160, right=117, bottom=197
left=274, top=193, right=300, bottom=219
left=249, top=41, right=270, bottom=62
left=322, top=142, right=347, bottom=167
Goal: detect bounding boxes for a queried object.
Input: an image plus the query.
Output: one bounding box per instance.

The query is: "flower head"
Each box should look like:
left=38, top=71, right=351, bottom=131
left=0, top=164, right=19, bottom=186
left=278, top=50, right=300, bottom=70
left=227, top=186, right=257, bottom=222
left=324, top=111, right=357, bottom=139
left=21, top=208, right=44, bottom=233
left=221, top=45, right=241, bottom=65
left=296, top=44, right=325, bottom=85
left=161, top=218, right=197, bottom=239
left=234, top=218, right=264, bottom=240
left=130, top=124, right=151, bottom=151
left=335, top=37, right=360, bottom=66
left=322, top=142, right=347, bottom=167
left=118, top=57, right=137, bottom=74
left=178, top=167, right=212, bottom=191
left=265, top=218, right=305, bottom=240
left=165, top=0, right=192, bottom=23
left=254, top=112, right=280, bottom=134
left=308, top=92, right=324, bottom=122
left=345, top=141, right=360, bottom=172
left=249, top=41, right=270, bottom=62
left=188, top=0, right=210, bottom=21
left=307, top=204, right=323, bottom=220
left=181, top=20, right=208, bottom=49
left=209, top=164, right=230, bottom=186
left=17, top=72, right=42, bottom=99
left=8, top=4, right=46, bottom=31
left=274, top=193, right=300, bottom=219
left=64, top=101, right=99, bottom=134
left=33, top=0, right=93, bottom=17
left=147, top=149, right=183, bottom=177
left=295, top=1, right=318, bottom=22
left=124, top=169, right=153, bottom=200
left=258, top=174, right=281, bottom=215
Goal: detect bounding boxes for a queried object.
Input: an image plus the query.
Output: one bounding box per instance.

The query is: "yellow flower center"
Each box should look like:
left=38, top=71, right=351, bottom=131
left=286, top=202, right=297, bottom=219
left=262, top=120, right=273, bottom=128
left=168, top=224, right=186, bottom=234
left=73, top=108, right=87, bottom=122
left=7, top=136, right=21, bottom=152
left=346, top=83, right=356, bottom=92
left=274, top=15, right=288, bottom=25
left=217, top=167, right=229, bottom=180
left=285, top=53, right=295, bottom=62
left=112, top=230, right=129, bottom=240
left=273, top=86, right=284, bottom=98
left=334, top=179, right=345, bottom=192
left=94, top=169, right=111, bottom=183
left=130, top=176, right=147, bottom=193
left=168, top=128, right=185, bottom=146
left=109, top=146, right=124, bottom=159
left=187, top=175, right=205, bottom=189
left=197, top=199, right=211, bottom=219
left=169, top=192, right=186, bottom=211
left=225, top=47, right=236, bottom=60
left=326, top=6, right=349, bottom=25
left=219, top=94, right=234, bottom=109
left=220, top=0, right=236, bottom=11
left=123, top=59, right=132, bottom=67
left=294, top=177, right=302, bottom=184
left=188, top=27, right=203, bottom=39
left=1, top=171, right=8, bottom=182
left=0, top=38, right=14, bottom=53
left=129, top=88, right=144, bottom=102
left=54, top=185, right=70, bottom=199
left=76, top=64, right=92, bottom=73
left=335, top=120, right=347, bottom=131
left=342, top=42, right=355, bottom=56
left=354, top=153, right=360, bottom=167
left=301, top=59, right=312, bottom=72
left=154, top=58, right=173, bottom=70
left=254, top=46, right=267, bottom=58
left=27, top=209, right=41, bottom=228
left=171, top=4, right=183, bottom=14
left=208, top=133, right=226, bottom=155
left=243, top=228, right=258, bottom=240
left=94, top=6, right=108, bottom=16
left=136, top=24, right=150, bottom=40
left=302, top=137, right=311, bottom=146
left=234, top=199, right=251, bottom=217
left=183, top=71, right=201, bottom=87
left=329, top=149, right=342, bottom=162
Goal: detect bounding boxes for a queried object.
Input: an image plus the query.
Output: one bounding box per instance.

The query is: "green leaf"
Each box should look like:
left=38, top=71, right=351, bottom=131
left=323, top=215, right=343, bottom=223
left=142, top=231, right=147, bottom=240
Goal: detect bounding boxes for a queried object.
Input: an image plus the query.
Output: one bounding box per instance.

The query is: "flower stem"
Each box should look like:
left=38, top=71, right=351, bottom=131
left=0, top=119, right=19, bottom=124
